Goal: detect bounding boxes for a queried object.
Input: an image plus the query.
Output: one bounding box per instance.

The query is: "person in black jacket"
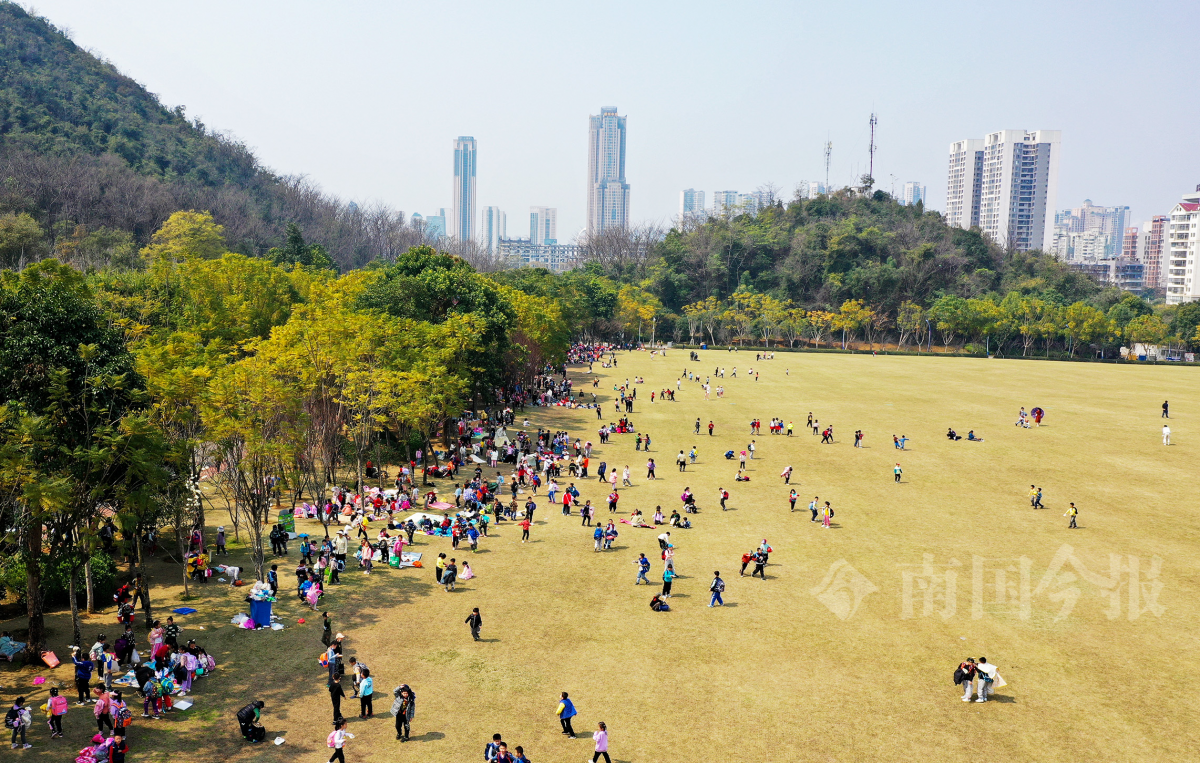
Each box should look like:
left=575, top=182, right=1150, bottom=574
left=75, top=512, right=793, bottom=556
left=236, top=700, right=265, bottom=742
left=328, top=677, right=346, bottom=722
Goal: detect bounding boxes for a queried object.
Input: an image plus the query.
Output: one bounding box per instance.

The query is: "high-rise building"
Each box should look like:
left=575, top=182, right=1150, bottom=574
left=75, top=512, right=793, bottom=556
left=712, top=190, right=740, bottom=215
left=737, top=193, right=761, bottom=216
left=901, top=182, right=927, bottom=207
left=529, top=207, right=557, bottom=245
left=1165, top=187, right=1200, bottom=304
left=807, top=181, right=828, bottom=198
left=946, top=139, right=984, bottom=230
left=420, top=211, right=446, bottom=240
left=978, top=130, right=1060, bottom=251
left=587, top=107, right=630, bottom=236
left=1054, top=200, right=1130, bottom=258
left=679, top=189, right=706, bottom=220
left=482, top=206, right=506, bottom=252
left=946, top=131, right=1060, bottom=251
left=1137, top=215, right=1169, bottom=291
left=453, top=136, right=477, bottom=242
left=1122, top=227, right=1139, bottom=259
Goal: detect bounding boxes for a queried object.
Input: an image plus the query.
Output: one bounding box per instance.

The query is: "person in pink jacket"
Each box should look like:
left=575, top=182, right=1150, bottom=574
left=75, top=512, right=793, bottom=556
left=591, top=721, right=610, bottom=763
left=93, top=687, right=114, bottom=733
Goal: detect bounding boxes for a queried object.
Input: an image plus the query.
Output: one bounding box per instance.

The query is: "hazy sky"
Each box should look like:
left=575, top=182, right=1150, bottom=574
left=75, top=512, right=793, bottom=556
left=31, top=0, right=1200, bottom=240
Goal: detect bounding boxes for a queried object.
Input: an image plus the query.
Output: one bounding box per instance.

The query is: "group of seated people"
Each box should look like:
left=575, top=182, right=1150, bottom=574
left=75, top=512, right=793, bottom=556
left=947, top=428, right=983, bottom=442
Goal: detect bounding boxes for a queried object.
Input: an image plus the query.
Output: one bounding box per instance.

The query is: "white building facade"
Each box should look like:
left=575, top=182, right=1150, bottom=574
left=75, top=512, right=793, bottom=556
left=482, top=206, right=506, bottom=252
left=1166, top=188, right=1200, bottom=304
left=901, top=181, right=927, bottom=206
left=529, top=207, right=557, bottom=245
left=946, top=131, right=1060, bottom=252
left=679, top=189, right=706, bottom=221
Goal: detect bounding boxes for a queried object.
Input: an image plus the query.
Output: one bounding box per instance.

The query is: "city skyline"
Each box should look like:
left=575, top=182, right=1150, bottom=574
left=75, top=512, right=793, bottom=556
left=26, top=0, right=1198, bottom=241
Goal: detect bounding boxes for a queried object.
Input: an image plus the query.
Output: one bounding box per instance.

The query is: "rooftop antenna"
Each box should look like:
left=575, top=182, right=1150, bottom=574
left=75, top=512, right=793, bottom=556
left=868, top=112, right=878, bottom=182
left=824, top=140, right=832, bottom=190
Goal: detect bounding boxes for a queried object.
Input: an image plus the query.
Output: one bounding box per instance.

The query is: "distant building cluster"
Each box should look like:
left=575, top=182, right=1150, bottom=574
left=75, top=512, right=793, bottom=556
left=678, top=187, right=777, bottom=222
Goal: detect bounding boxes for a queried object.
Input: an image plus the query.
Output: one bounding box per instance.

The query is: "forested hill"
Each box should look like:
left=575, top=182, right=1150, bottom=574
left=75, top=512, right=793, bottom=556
left=0, top=2, right=261, bottom=187
left=0, top=2, right=422, bottom=269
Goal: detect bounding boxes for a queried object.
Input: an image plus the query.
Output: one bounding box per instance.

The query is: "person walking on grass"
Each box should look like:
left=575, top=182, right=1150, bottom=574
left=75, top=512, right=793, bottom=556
left=708, top=571, right=725, bottom=607
left=555, top=691, right=577, bottom=738
left=634, top=554, right=651, bottom=585
left=591, top=721, right=611, bottom=763
left=894, top=463, right=903, bottom=483
left=1028, top=485, right=1038, bottom=508
left=956, top=658, right=978, bottom=702
left=328, top=677, right=346, bottom=723
left=1162, top=400, right=1169, bottom=418
left=520, top=518, right=531, bottom=543
left=789, top=489, right=798, bottom=512
left=1065, top=502, right=1078, bottom=529
left=1034, top=488, right=1044, bottom=509
left=822, top=501, right=832, bottom=528
left=465, top=608, right=483, bottom=641
left=391, top=684, right=415, bottom=742
left=781, top=465, right=793, bottom=484
left=809, top=496, right=819, bottom=522
left=443, top=559, right=458, bottom=592
left=327, top=717, right=353, bottom=763
left=646, top=458, right=656, bottom=480
left=751, top=550, right=767, bottom=579
left=662, top=563, right=675, bottom=597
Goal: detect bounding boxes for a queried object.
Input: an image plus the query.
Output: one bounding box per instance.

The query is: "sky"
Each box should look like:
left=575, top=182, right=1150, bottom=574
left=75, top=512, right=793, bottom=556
left=28, top=0, right=1200, bottom=241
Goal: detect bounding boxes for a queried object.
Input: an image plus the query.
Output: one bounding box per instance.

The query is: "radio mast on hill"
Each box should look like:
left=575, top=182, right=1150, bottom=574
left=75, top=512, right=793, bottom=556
left=868, top=113, right=878, bottom=181
left=824, top=140, right=832, bottom=191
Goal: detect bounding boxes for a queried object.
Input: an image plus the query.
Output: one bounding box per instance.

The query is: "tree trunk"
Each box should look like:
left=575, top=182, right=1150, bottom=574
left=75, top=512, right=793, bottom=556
left=85, top=559, right=95, bottom=615
left=135, top=534, right=152, bottom=627
left=24, top=522, right=47, bottom=661
left=69, top=569, right=82, bottom=647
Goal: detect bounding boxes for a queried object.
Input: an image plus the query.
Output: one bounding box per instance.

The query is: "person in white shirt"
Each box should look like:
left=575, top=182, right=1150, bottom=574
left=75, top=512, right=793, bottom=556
left=1163, top=424, right=1171, bottom=445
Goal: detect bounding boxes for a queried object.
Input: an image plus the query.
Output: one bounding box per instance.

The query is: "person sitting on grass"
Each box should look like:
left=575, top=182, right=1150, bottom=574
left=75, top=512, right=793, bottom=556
left=650, top=595, right=670, bottom=612
left=947, top=428, right=961, bottom=441
left=967, top=431, right=983, bottom=442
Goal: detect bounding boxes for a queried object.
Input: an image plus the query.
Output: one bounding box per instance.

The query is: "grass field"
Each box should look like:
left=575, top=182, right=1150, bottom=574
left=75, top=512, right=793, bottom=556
left=3, top=350, right=1197, bottom=763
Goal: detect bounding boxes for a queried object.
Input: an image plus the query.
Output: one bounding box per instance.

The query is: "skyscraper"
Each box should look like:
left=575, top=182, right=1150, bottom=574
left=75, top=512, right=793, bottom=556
left=482, top=206, right=506, bottom=252
left=1053, top=200, right=1131, bottom=259
left=453, top=136, right=477, bottom=242
left=806, top=181, right=828, bottom=199
left=947, top=131, right=1060, bottom=251
left=679, top=189, right=706, bottom=220
left=901, top=182, right=927, bottom=207
left=529, top=207, right=557, bottom=245
left=587, top=107, right=630, bottom=236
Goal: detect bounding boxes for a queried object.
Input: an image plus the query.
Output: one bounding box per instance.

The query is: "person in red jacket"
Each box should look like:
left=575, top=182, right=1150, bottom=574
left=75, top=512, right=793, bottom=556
left=520, top=518, right=531, bottom=543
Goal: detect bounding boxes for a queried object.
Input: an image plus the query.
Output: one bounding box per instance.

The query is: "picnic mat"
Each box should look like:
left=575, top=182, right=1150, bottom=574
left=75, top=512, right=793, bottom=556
left=172, top=607, right=198, bottom=615
left=428, top=500, right=455, bottom=511
left=399, top=552, right=423, bottom=568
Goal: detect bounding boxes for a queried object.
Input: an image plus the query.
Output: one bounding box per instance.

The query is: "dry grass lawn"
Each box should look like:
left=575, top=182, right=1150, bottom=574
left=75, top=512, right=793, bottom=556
left=2, top=350, right=1197, bottom=762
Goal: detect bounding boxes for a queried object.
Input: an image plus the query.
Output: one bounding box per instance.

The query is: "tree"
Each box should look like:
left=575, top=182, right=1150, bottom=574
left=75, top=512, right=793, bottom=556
left=833, top=299, right=872, bottom=349
left=896, top=301, right=924, bottom=351
left=929, top=295, right=969, bottom=350
left=0, top=260, right=173, bottom=657
left=0, top=213, right=46, bottom=270
left=140, top=211, right=227, bottom=264
left=1124, top=315, right=1169, bottom=356
left=1061, top=302, right=1106, bottom=357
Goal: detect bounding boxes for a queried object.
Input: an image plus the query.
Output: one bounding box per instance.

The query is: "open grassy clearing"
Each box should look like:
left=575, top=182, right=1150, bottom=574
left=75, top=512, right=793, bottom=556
left=2, top=350, right=1197, bottom=762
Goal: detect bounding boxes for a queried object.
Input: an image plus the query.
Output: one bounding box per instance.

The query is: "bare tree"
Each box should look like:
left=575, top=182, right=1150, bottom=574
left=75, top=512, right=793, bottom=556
left=577, top=222, right=666, bottom=280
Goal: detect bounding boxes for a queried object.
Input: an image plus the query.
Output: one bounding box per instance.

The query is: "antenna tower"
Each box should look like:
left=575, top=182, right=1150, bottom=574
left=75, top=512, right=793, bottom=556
left=824, top=140, right=832, bottom=190
left=868, top=113, right=878, bottom=181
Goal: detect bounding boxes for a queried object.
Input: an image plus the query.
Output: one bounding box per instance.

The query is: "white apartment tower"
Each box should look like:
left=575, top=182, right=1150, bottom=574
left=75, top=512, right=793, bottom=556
left=529, top=207, right=557, bottom=245
left=587, top=107, right=630, bottom=236
left=946, top=139, right=984, bottom=230
left=452, top=136, right=477, bottom=242
left=712, top=190, right=740, bottom=215
left=679, top=189, right=706, bottom=220
left=979, top=130, right=1060, bottom=251
left=947, top=131, right=1061, bottom=252
left=1166, top=187, right=1200, bottom=304
left=901, top=182, right=927, bottom=207
left=482, top=206, right=506, bottom=252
